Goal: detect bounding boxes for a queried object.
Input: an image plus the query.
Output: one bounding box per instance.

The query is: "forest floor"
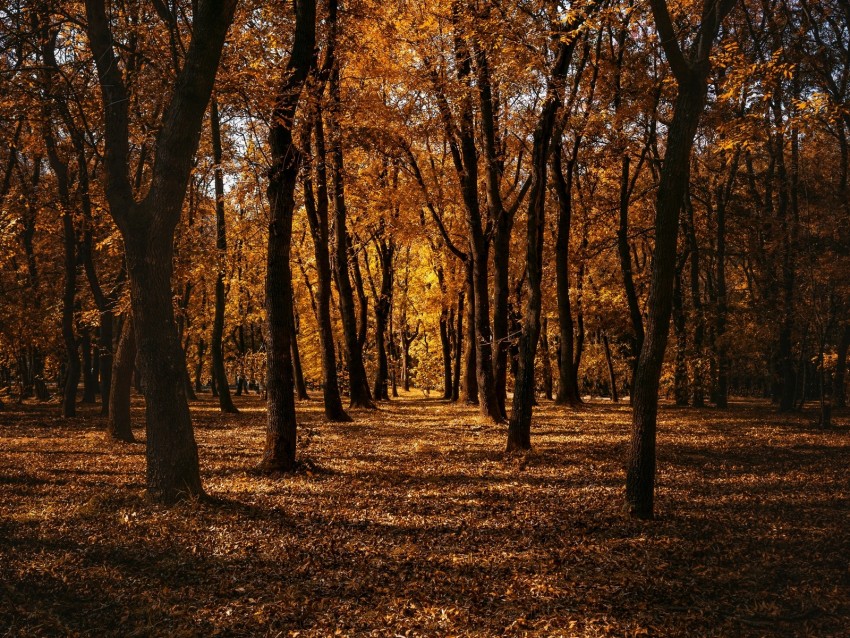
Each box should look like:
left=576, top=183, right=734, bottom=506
left=1, top=391, right=849, bottom=637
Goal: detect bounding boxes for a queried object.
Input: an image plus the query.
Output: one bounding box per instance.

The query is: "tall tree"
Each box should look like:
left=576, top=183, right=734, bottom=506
left=84, top=0, right=238, bottom=502
left=626, top=0, right=737, bottom=519
left=260, top=0, right=318, bottom=472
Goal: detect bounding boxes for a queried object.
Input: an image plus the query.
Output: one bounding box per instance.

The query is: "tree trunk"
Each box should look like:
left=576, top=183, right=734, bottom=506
left=462, top=260, right=478, bottom=405
left=672, top=267, right=689, bottom=406
left=290, top=301, right=310, bottom=401
left=260, top=0, right=317, bottom=472
left=552, top=141, right=582, bottom=406
left=440, top=308, right=453, bottom=399
left=603, top=333, right=619, bottom=402
left=541, top=317, right=553, bottom=400
left=617, top=154, right=645, bottom=404
left=210, top=97, right=238, bottom=414
left=452, top=290, right=464, bottom=401
left=301, top=114, right=349, bottom=419
left=626, top=80, right=707, bottom=519
left=61, top=208, right=79, bottom=418
left=81, top=328, right=98, bottom=403
left=107, top=315, right=135, bottom=443
left=329, top=70, right=374, bottom=410
left=99, top=311, right=114, bottom=415
left=194, top=338, right=206, bottom=393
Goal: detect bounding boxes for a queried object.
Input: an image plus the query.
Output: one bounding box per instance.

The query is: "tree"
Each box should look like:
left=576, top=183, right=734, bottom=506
left=84, top=0, right=238, bottom=502
left=626, top=0, right=737, bottom=519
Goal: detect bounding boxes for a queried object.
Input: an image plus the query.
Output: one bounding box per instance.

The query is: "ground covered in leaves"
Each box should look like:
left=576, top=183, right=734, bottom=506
left=1, top=392, right=849, bottom=637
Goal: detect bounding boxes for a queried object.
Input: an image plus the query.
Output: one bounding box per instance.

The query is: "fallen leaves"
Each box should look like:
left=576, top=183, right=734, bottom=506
left=1, top=395, right=849, bottom=636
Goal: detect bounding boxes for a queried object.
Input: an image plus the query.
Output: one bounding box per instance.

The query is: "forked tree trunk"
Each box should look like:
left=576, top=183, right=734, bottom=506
left=85, top=0, right=237, bottom=501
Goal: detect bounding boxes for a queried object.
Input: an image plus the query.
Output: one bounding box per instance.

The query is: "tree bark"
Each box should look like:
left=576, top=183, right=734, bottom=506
left=260, top=0, right=317, bottom=472
left=107, top=315, right=135, bottom=443
left=210, top=97, right=238, bottom=414
left=625, top=0, right=734, bottom=519
left=329, top=67, right=374, bottom=410
left=440, top=308, right=453, bottom=399
left=301, top=112, right=350, bottom=420
left=85, top=0, right=237, bottom=501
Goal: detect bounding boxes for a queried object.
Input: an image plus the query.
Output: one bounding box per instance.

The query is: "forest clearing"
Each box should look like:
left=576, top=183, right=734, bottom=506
left=2, top=394, right=848, bottom=637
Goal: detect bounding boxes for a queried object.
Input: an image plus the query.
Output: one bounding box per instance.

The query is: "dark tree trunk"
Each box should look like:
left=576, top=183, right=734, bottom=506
left=61, top=208, right=79, bottom=418
left=127, top=231, right=202, bottom=500
left=672, top=267, right=689, bottom=406
left=372, top=238, right=394, bottom=401
left=684, top=197, right=705, bottom=407
left=98, top=311, right=114, bottom=415
left=290, top=301, right=310, bottom=401
left=81, top=328, right=98, bottom=403
left=84, top=0, right=237, bottom=501
left=210, top=97, right=238, bottom=414
left=552, top=141, right=582, bottom=406
left=462, top=260, right=478, bottom=405
left=329, top=69, right=374, bottom=410
left=603, top=333, right=619, bottom=402
left=507, top=24, right=583, bottom=450
left=617, top=154, right=645, bottom=403
left=626, top=0, right=734, bottom=518
left=301, top=114, right=349, bottom=419
left=452, top=290, right=464, bottom=402
left=107, top=315, right=135, bottom=443
left=194, top=338, right=206, bottom=393
left=260, top=0, right=317, bottom=472
left=626, top=81, right=709, bottom=518
left=540, top=317, right=553, bottom=401
left=440, top=308, right=453, bottom=399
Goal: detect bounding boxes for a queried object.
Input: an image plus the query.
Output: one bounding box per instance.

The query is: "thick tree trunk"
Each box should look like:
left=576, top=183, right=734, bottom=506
left=107, top=315, right=135, bottom=443
left=260, top=0, right=317, bottom=472
left=210, top=97, right=238, bottom=414
left=126, top=231, right=202, bottom=500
